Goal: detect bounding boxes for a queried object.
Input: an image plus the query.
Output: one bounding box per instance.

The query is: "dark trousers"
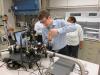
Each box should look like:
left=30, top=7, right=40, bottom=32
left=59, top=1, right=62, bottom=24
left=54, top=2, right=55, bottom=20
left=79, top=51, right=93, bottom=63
left=67, top=45, right=79, bottom=58
left=52, top=45, right=69, bottom=56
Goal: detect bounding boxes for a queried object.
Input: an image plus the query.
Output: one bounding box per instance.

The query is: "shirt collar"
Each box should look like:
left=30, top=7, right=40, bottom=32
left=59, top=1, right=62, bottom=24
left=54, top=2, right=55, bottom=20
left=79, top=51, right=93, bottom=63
left=52, top=20, right=56, bottom=26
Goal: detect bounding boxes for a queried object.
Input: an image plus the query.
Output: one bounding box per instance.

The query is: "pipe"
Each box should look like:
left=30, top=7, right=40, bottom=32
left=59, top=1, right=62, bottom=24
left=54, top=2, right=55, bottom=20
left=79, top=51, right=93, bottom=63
left=47, top=51, right=86, bottom=75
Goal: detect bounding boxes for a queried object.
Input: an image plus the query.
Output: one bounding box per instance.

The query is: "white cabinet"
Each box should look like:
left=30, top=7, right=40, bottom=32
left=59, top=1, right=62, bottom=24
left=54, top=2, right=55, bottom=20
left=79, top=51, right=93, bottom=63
left=68, top=0, right=98, bottom=7
left=48, top=0, right=99, bottom=8
left=49, top=0, right=68, bottom=8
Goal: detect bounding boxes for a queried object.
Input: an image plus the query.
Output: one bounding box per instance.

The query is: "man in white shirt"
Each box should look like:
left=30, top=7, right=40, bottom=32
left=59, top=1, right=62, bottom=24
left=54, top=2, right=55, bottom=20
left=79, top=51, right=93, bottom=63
left=66, top=16, right=84, bottom=58
left=34, top=21, right=44, bottom=43
left=2, top=14, right=14, bottom=45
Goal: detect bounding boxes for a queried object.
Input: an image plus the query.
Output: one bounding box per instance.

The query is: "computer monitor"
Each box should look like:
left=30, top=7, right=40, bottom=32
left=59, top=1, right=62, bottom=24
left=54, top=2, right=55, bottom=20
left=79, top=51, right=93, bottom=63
left=14, top=31, right=27, bottom=46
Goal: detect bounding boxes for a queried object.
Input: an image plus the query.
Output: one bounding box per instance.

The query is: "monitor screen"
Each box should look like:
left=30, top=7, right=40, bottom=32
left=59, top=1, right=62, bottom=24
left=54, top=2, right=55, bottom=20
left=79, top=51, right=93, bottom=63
left=14, top=31, right=28, bottom=46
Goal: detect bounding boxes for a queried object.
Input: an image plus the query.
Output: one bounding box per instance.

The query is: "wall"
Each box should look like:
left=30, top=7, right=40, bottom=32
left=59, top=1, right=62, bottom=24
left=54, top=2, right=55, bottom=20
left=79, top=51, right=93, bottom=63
left=49, top=0, right=98, bottom=8
left=49, top=0, right=68, bottom=7
left=49, top=8, right=99, bottom=19
left=47, top=0, right=100, bottom=18
left=68, top=0, right=98, bottom=7
left=49, top=9, right=67, bottom=19
left=0, top=0, right=2, bottom=15
left=41, top=0, right=47, bottom=10
left=2, top=0, right=15, bottom=28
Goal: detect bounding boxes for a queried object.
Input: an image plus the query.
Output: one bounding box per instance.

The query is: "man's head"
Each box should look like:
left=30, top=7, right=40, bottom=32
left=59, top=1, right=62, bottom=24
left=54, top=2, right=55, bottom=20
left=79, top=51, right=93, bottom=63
left=38, top=10, right=53, bottom=27
left=67, top=16, right=76, bottom=23
left=3, top=14, right=8, bottom=21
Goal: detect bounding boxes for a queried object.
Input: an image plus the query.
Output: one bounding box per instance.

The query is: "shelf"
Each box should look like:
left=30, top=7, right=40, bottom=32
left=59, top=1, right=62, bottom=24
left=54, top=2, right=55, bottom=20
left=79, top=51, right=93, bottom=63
left=84, top=36, right=100, bottom=41
left=47, top=7, right=67, bottom=10
left=47, top=5, right=98, bottom=9
left=67, top=5, right=98, bottom=8
left=84, top=27, right=100, bottom=31
left=85, top=31, right=99, bottom=34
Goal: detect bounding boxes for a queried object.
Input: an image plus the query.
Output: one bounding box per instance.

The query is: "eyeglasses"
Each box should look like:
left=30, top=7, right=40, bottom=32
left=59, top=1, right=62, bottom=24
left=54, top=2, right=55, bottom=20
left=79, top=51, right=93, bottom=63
left=40, top=18, right=48, bottom=24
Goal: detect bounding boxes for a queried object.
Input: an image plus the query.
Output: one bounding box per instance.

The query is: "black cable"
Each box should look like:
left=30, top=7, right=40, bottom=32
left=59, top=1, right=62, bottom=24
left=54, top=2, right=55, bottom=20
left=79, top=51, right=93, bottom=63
left=32, top=65, right=39, bottom=71
left=0, top=62, right=6, bottom=68
left=29, top=72, right=37, bottom=75
left=17, top=69, right=36, bottom=75
left=41, top=68, right=49, bottom=75
left=36, top=62, right=43, bottom=75
left=31, top=64, right=49, bottom=75
left=18, top=70, right=20, bottom=75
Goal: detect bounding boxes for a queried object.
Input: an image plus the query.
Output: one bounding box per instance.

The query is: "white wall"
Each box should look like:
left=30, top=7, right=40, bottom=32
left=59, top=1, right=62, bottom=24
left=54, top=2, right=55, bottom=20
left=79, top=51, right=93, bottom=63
left=49, top=8, right=99, bottom=19
left=68, top=0, right=98, bottom=6
left=41, top=0, right=47, bottom=9
left=49, top=0, right=68, bottom=7
left=49, top=0, right=98, bottom=8
left=0, top=0, right=2, bottom=15
left=50, top=9, right=67, bottom=19
left=2, top=0, right=15, bottom=28
left=48, top=0, right=100, bottom=18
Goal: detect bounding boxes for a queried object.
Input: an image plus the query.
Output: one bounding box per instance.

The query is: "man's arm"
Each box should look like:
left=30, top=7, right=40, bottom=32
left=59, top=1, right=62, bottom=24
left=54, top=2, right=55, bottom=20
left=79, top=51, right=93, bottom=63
left=57, top=20, right=77, bottom=34
left=79, top=41, right=83, bottom=49
left=34, top=23, right=42, bottom=35
left=49, top=20, right=77, bottom=38
left=42, top=29, right=48, bottom=45
left=78, top=25, right=84, bottom=49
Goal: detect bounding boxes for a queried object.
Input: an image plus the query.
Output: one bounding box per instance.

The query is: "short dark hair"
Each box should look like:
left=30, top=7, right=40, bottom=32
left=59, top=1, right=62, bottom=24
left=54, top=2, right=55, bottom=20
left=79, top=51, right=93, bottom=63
left=3, top=14, right=8, bottom=17
left=38, top=10, right=50, bottom=20
left=67, top=16, right=76, bottom=23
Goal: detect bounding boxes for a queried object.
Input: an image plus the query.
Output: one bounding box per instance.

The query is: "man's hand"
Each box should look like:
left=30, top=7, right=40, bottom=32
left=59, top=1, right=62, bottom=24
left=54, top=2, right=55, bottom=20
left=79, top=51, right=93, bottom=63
left=79, top=41, right=83, bottom=49
left=48, top=31, right=52, bottom=41
left=48, top=29, right=58, bottom=41
left=8, top=25, right=14, bottom=32
left=50, top=29, right=58, bottom=37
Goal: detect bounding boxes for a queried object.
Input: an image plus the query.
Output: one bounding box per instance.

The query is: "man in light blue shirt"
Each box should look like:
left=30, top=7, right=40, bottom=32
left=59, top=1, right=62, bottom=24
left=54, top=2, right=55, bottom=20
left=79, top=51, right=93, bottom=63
left=38, top=10, right=77, bottom=55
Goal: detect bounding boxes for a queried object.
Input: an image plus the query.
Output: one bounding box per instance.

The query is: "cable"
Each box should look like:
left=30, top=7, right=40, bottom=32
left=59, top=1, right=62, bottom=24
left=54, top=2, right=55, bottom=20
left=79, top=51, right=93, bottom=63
left=17, top=69, right=36, bottom=75
left=0, top=62, right=6, bottom=68
left=17, top=70, right=20, bottom=75
left=41, top=68, right=49, bottom=75
left=31, top=65, right=49, bottom=75
left=29, top=72, right=37, bottom=75
left=36, top=62, right=43, bottom=75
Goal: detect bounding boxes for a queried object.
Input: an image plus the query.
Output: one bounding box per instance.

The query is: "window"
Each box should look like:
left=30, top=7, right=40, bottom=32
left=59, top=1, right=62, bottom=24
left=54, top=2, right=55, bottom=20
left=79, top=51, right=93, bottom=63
left=89, top=13, right=97, bottom=16
left=70, top=13, right=81, bottom=16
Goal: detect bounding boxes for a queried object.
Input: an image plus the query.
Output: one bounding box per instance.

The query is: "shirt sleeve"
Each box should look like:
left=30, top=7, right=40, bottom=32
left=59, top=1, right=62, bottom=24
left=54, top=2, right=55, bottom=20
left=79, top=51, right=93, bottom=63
left=57, top=20, right=77, bottom=34
left=42, top=29, right=48, bottom=45
left=34, top=22, right=43, bottom=35
left=78, top=25, right=84, bottom=41
left=34, top=23, right=38, bottom=31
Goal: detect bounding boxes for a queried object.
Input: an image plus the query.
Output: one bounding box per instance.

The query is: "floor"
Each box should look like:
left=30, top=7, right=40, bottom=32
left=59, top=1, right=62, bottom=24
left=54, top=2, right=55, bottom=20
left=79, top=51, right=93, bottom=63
left=78, top=39, right=100, bottom=64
